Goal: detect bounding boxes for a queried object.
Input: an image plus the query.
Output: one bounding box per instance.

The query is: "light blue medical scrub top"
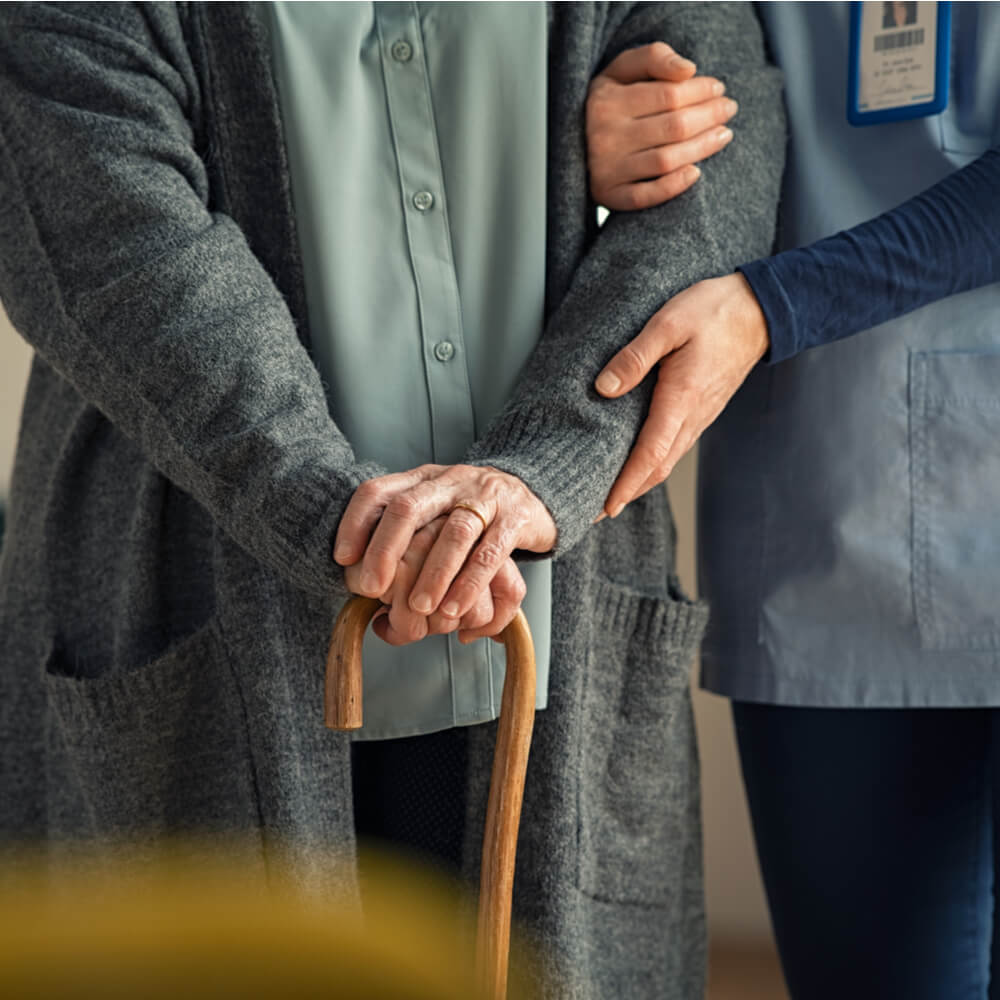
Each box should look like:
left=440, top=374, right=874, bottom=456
left=263, top=2, right=552, bottom=738
left=699, top=2, right=1000, bottom=708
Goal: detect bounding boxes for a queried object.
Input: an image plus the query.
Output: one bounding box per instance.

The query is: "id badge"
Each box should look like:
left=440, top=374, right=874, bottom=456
left=847, top=1, right=951, bottom=125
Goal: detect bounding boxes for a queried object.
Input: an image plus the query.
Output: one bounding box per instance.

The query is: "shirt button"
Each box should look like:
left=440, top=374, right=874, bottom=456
left=413, top=190, right=435, bottom=212
left=433, top=340, right=455, bottom=363
left=391, top=39, right=412, bottom=62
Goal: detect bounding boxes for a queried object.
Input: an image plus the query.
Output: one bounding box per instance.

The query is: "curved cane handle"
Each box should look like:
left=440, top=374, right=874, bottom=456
left=324, top=597, right=536, bottom=1000
left=324, top=596, right=382, bottom=730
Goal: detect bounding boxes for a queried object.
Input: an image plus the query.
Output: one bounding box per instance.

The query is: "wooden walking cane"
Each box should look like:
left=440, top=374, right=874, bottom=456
left=325, top=596, right=536, bottom=1000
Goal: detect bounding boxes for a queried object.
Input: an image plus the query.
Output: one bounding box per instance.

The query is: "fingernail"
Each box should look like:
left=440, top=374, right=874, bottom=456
left=442, top=600, right=460, bottom=618
left=718, top=127, right=734, bottom=144
left=713, top=81, right=726, bottom=96
left=411, top=593, right=432, bottom=613
left=609, top=503, right=624, bottom=519
left=725, top=99, right=739, bottom=116
left=360, top=571, right=379, bottom=594
left=670, top=55, right=695, bottom=73
left=688, top=165, right=701, bottom=182
left=595, top=371, right=621, bottom=395
left=593, top=512, right=607, bottom=524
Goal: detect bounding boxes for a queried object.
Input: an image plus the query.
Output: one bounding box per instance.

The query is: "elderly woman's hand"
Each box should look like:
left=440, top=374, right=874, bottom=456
left=334, top=464, right=555, bottom=627
left=343, top=515, right=528, bottom=645
left=587, top=42, right=738, bottom=211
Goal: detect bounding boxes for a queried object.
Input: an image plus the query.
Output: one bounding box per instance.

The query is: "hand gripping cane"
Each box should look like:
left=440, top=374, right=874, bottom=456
left=325, top=596, right=536, bottom=1000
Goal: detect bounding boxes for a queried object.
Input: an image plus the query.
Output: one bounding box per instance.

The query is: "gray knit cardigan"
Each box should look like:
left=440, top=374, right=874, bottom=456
left=0, top=3, right=784, bottom=996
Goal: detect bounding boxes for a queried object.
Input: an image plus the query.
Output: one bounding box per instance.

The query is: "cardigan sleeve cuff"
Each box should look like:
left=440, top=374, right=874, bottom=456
left=464, top=402, right=616, bottom=560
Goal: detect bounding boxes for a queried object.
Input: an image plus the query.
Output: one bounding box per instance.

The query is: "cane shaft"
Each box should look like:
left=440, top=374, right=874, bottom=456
left=324, top=599, right=536, bottom=1000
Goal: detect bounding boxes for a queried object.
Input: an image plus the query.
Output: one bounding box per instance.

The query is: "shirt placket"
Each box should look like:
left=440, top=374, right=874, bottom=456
left=375, top=2, right=476, bottom=464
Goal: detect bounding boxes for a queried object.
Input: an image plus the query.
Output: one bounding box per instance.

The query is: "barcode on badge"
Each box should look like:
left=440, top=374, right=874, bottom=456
left=874, top=28, right=925, bottom=51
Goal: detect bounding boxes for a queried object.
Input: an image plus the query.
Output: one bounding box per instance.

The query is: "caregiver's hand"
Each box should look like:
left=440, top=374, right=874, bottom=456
left=595, top=273, right=769, bottom=517
left=343, top=516, right=527, bottom=645
left=334, top=464, right=555, bottom=624
left=587, top=42, right=738, bottom=211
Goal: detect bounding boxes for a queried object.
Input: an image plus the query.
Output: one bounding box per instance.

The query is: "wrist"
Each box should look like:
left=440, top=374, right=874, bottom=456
left=730, top=272, right=770, bottom=363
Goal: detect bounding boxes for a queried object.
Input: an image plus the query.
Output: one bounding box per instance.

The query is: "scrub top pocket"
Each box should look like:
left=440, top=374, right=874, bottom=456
left=910, top=350, right=1000, bottom=651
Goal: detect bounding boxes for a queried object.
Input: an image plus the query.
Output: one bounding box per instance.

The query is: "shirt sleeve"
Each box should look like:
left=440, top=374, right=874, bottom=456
left=743, top=146, right=1000, bottom=365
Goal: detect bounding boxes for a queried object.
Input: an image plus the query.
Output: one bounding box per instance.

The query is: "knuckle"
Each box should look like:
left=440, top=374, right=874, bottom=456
left=472, top=540, right=506, bottom=570
left=424, top=564, right=456, bottom=595
left=650, top=310, right=678, bottom=341
left=616, top=343, right=649, bottom=382
left=640, top=436, right=673, bottom=466
left=658, top=82, right=681, bottom=111
left=658, top=114, right=683, bottom=144
left=482, top=469, right=508, bottom=496
left=648, top=41, right=673, bottom=65
left=466, top=603, right=492, bottom=629
left=366, top=543, right=396, bottom=570
left=447, top=515, right=481, bottom=545
left=386, top=492, right=420, bottom=520
left=354, top=479, right=381, bottom=502
left=389, top=610, right=421, bottom=643
left=653, top=146, right=677, bottom=174
left=435, top=615, right=460, bottom=635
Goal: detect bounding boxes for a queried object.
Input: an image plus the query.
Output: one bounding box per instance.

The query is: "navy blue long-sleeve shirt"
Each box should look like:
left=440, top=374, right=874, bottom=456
left=743, top=147, right=1000, bottom=364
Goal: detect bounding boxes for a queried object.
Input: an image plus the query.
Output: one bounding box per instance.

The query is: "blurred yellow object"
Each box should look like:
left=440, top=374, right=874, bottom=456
left=0, top=843, right=535, bottom=999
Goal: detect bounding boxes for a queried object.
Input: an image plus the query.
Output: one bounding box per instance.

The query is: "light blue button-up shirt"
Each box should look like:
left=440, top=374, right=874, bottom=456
left=264, top=2, right=551, bottom=738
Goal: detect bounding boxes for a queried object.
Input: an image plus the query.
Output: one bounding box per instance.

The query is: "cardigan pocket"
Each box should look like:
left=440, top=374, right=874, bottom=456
left=576, top=578, right=708, bottom=906
left=44, top=618, right=261, bottom=838
left=910, top=350, right=1000, bottom=651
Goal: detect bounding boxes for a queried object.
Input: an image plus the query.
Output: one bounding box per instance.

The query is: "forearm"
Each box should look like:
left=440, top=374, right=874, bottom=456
left=466, top=2, right=785, bottom=555
left=745, top=146, right=1000, bottom=363
left=0, top=4, right=378, bottom=597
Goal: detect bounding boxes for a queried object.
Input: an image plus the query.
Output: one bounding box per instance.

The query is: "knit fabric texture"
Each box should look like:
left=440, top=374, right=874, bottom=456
left=0, top=4, right=784, bottom=996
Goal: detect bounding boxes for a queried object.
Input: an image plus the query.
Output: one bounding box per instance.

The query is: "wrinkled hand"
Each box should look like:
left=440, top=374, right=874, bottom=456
left=343, top=516, right=527, bottom=645
left=587, top=42, right=738, bottom=211
left=595, top=273, right=769, bottom=516
left=334, top=464, right=555, bottom=640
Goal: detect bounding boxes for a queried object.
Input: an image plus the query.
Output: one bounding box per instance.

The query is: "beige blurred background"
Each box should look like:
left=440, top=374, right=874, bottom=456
left=0, top=304, right=783, bottom=994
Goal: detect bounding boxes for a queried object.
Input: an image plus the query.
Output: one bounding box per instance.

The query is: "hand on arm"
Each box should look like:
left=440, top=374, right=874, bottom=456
left=457, top=5, right=784, bottom=556
left=595, top=273, right=769, bottom=516
left=334, top=465, right=554, bottom=645
left=587, top=42, right=739, bottom=211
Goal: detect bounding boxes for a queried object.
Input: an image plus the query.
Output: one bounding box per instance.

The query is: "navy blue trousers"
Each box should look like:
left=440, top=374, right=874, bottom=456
left=733, top=703, right=1000, bottom=999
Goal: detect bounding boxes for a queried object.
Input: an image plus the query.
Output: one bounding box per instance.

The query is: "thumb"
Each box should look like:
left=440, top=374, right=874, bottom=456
left=595, top=310, right=682, bottom=398
left=601, top=42, right=696, bottom=86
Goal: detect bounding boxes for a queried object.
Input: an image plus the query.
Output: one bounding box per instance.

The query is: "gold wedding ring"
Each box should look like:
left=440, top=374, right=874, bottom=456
left=450, top=501, right=490, bottom=534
